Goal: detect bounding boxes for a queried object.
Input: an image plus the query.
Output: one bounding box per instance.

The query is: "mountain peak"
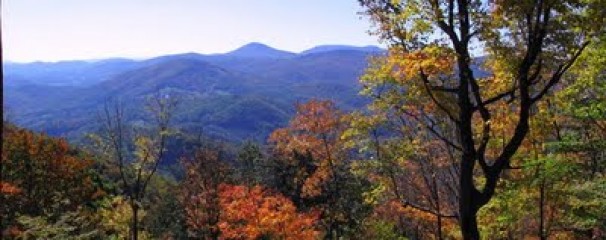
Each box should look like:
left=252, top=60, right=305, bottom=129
left=241, top=42, right=272, bottom=49
left=226, top=42, right=295, bottom=59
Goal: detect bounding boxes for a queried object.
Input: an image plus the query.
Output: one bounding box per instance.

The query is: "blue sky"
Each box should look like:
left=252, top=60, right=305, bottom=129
left=3, top=0, right=381, bottom=62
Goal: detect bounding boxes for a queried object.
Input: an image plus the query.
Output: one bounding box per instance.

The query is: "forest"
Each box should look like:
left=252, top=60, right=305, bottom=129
left=1, top=0, right=605, bottom=239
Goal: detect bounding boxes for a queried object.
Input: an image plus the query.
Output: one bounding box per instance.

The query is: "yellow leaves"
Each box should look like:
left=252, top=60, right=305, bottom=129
left=134, top=136, right=154, bottom=163
left=341, top=113, right=385, bottom=150
left=362, top=183, right=388, bottom=205
left=360, top=44, right=458, bottom=123
left=99, top=196, right=147, bottom=238
left=389, top=45, right=456, bottom=79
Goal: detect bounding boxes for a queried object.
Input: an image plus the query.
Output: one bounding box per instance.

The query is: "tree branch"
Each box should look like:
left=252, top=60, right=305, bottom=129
left=420, top=69, right=460, bottom=123
left=531, top=41, right=590, bottom=103
left=400, top=199, right=459, bottom=219
left=398, top=107, right=463, bottom=152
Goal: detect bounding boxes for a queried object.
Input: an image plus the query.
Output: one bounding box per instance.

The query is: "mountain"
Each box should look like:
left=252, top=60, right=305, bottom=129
left=4, top=58, right=141, bottom=86
left=3, top=43, right=382, bottom=142
left=300, top=45, right=384, bottom=55
left=224, top=42, right=296, bottom=59
left=98, top=58, right=256, bottom=97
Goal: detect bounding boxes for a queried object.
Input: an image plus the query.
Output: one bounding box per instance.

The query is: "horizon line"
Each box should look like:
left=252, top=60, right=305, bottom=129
left=4, top=42, right=386, bottom=64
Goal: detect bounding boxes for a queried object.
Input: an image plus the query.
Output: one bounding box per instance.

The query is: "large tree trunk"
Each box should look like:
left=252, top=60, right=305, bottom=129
left=459, top=154, right=481, bottom=240
left=457, top=45, right=482, bottom=239
left=460, top=210, right=480, bottom=240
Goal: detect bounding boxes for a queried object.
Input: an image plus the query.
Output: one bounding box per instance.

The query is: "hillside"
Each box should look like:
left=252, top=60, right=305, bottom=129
left=3, top=43, right=383, bottom=142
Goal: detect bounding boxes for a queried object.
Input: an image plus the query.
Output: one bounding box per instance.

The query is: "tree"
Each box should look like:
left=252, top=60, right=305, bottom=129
left=144, top=177, right=187, bottom=239
left=180, top=148, right=229, bottom=239
left=218, top=184, right=320, bottom=240
left=97, top=195, right=153, bottom=239
left=477, top=36, right=606, bottom=239
left=344, top=112, right=460, bottom=238
left=1, top=124, right=103, bottom=238
left=269, top=100, right=345, bottom=200
left=358, top=0, right=604, bottom=238
left=236, top=141, right=266, bottom=187
left=95, top=93, right=178, bottom=240
left=269, top=99, right=370, bottom=239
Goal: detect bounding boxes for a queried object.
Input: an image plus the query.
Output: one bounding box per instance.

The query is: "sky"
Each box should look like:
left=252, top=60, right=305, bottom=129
left=3, top=0, right=382, bottom=62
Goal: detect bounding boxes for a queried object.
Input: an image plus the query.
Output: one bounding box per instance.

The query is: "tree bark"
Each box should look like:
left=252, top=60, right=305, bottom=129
left=456, top=43, right=481, bottom=240
left=459, top=154, right=481, bottom=240
left=460, top=210, right=480, bottom=240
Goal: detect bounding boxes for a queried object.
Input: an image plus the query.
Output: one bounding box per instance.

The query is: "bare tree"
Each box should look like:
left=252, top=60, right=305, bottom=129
left=99, top=93, right=178, bottom=240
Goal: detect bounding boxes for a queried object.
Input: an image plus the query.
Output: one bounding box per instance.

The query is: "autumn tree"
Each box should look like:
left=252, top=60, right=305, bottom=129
left=1, top=124, right=103, bottom=238
left=218, top=184, right=320, bottom=240
left=478, top=34, right=606, bottom=239
left=358, top=0, right=604, bottom=238
left=93, top=93, right=178, bottom=240
left=180, top=148, right=229, bottom=239
left=269, top=99, right=370, bottom=239
left=344, top=112, right=460, bottom=238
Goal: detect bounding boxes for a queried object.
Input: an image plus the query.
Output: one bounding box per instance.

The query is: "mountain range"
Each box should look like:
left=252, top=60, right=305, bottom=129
left=3, top=43, right=385, bottom=142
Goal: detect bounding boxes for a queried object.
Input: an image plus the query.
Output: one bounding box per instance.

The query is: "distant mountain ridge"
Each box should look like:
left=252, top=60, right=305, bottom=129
left=3, top=42, right=488, bottom=147
left=4, top=43, right=383, bottom=142
left=4, top=43, right=384, bottom=87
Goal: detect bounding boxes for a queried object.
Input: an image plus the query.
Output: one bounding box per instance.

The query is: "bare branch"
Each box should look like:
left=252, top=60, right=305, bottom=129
left=478, top=88, right=517, bottom=107
left=102, top=100, right=131, bottom=194
left=430, top=85, right=459, bottom=93
left=141, top=93, right=178, bottom=196
left=398, top=108, right=463, bottom=152
left=420, top=69, right=460, bottom=123
left=400, top=199, right=458, bottom=219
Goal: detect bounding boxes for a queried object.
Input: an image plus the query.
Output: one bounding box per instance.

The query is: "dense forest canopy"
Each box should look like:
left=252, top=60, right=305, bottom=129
left=1, top=0, right=605, bottom=239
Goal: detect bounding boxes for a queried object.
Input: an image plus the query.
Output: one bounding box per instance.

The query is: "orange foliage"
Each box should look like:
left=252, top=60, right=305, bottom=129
left=268, top=99, right=345, bottom=197
left=0, top=182, right=22, bottom=195
left=1, top=125, right=102, bottom=237
left=2, top=126, right=99, bottom=207
left=218, top=184, right=320, bottom=240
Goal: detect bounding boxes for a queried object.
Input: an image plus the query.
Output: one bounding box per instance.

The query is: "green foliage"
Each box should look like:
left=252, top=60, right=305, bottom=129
left=359, top=219, right=409, bottom=240
left=143, top=175, right=188, bottom=239
left=235, top=141, right=266, bottom=186
left=17, top=209, right=101, bottom=240
left=560, top=177, right=606, bottom=231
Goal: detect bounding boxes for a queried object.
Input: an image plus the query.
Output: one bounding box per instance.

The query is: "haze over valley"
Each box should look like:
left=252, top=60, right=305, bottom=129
left=4, top=43, right=384, bottom=141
